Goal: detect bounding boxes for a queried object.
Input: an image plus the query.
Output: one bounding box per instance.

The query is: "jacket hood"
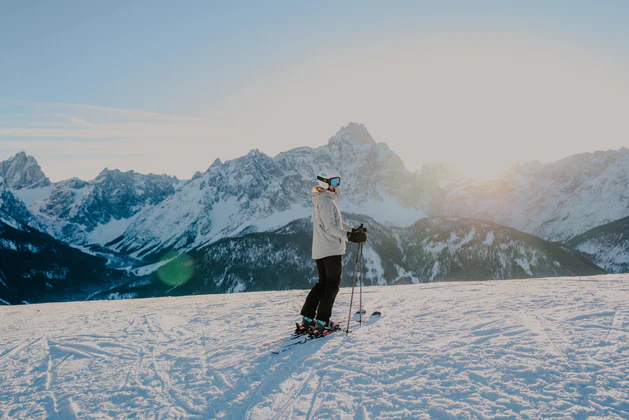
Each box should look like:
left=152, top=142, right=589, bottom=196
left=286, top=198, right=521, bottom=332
left=312, top=186, right=340, bottom=204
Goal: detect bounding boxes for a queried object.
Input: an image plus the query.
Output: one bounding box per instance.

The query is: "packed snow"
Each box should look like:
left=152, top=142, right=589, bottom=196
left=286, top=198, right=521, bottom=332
left=2, top=275, right=629, bottom=418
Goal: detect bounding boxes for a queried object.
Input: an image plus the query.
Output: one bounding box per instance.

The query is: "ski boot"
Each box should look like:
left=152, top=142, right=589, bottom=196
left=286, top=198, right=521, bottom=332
left=310, top=320, right=341, bottom=338
left=295, top=316, right=315, bottom=335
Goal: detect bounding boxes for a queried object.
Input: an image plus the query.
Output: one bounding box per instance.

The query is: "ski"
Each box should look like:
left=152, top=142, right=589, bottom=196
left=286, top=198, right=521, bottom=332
left=260, top=323, right=309, bottom=349
left=271, top=324, right=341, bottom=355
left=353, top=310, right=382, bottom=322
left=270, top=334, right=314, bottom=354
left=260, top=333, right=302, bottom=349
left=347, top=311, right=383, bottom=333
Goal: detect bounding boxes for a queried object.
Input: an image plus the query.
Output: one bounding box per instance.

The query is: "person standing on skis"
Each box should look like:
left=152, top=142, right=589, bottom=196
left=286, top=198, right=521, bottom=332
left=298, top=169, right=367, bottom=336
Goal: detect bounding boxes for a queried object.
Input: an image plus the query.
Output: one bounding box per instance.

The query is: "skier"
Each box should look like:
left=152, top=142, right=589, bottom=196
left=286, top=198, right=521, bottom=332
left=298, top=169, right=367, bottom=337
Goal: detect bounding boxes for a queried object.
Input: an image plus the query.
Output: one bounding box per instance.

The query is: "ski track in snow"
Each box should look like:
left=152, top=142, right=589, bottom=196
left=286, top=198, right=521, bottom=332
left=2, top=275, right=629, bottom=419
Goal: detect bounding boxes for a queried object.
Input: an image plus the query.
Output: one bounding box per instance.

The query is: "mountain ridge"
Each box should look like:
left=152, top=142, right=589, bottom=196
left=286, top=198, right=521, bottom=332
left=4, top=124, right=629, bottom=274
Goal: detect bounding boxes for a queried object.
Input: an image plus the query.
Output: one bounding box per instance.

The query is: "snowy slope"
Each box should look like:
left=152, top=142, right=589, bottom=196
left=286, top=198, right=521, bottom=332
left=0, top=178, right=40, bottom=230
left=445, top=148, right=629, bottom=242
left=2, top=275, right=629, bottom=418
left=566, top=216, right=629, bottom=273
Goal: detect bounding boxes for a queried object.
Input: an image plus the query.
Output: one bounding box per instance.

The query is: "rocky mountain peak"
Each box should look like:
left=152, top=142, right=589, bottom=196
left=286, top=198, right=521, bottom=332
left=246, top=149, right=267, bottom=159
left=0, top=152, right=50, bottom=189
left=96, top=167, right=131, bottom=178
left=94, top=168, right=127, bottom=185
left=328, top=122, right=376, bottom=146
left=200, top=158, right=223, bottom=177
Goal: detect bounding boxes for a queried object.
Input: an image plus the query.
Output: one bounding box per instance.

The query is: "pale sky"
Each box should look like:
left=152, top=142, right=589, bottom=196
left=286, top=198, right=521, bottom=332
left=1, top=1, right=628, bottom=181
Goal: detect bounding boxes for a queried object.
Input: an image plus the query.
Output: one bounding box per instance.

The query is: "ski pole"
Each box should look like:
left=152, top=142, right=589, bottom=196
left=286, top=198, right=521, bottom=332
left=358, top=242, right=364, bottom=324
left=345, top=242, right=361, bottom=335
left=357, top=224, right=366, bottom=324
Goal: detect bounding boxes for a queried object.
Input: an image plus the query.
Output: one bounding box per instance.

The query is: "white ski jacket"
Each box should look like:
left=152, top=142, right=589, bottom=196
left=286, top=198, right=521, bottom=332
left=311, top=187, right=351, bottom=260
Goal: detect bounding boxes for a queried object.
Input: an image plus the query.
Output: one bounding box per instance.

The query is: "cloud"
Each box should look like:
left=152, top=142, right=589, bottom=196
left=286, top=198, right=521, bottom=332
left=0, top=99, right=233, bottom=181
left=0, top=99, right=222, bottom=139
left=65, top=115, right=89, bottom=126
left=0, top=98, right=209, bottom=123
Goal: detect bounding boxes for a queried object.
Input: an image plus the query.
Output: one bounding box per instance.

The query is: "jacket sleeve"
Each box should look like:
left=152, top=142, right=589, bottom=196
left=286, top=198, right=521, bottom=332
left=317, top=198, right=348, bottom=241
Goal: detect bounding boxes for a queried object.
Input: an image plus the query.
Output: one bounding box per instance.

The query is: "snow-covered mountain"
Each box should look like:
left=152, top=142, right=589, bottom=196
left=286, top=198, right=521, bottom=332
left=7, top=126, right=629, bottom=262
left=0, top=211, right=130, bottom=305
left=12, top=164, right=179, bottom=247
left=2, top=127, right=624, bottom=305
left=3, top=275, right=628, bottom=418
left=94, top=216, right=602, bottom=301
left=400, top=217, right=603, bottom=281
left=0, top=151, right=50, bottom=189
left=108, top=123, right=438, bottom=258
left=444, top=148, right=629, bottom=242
left=566, top=216, right=629, bottom=273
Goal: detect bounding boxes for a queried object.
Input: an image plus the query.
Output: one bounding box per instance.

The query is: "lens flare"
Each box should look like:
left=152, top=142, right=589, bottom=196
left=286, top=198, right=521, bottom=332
left=157, top=252, right=194, bottom=286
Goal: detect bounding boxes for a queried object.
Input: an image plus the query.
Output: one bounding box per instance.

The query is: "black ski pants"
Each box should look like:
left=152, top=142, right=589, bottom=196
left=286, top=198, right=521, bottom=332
left=300, top=255, right=343, bottom=323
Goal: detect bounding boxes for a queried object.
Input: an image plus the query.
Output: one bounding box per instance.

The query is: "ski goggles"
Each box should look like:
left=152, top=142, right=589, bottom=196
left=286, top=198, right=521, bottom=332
left=329, top=177, right=341, bottom=187
left=317, top=175, right=341, bottom=187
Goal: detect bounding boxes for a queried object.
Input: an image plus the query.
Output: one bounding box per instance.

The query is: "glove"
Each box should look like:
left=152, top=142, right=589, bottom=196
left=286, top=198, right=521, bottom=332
left=347, top=230, right=367, bottom=243
left=351, top=224, right=367, bottom=233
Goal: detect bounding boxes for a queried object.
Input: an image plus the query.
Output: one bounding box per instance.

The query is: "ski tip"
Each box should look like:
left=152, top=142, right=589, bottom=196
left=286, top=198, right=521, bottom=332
left=371, top=311, right=382, bottom=317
